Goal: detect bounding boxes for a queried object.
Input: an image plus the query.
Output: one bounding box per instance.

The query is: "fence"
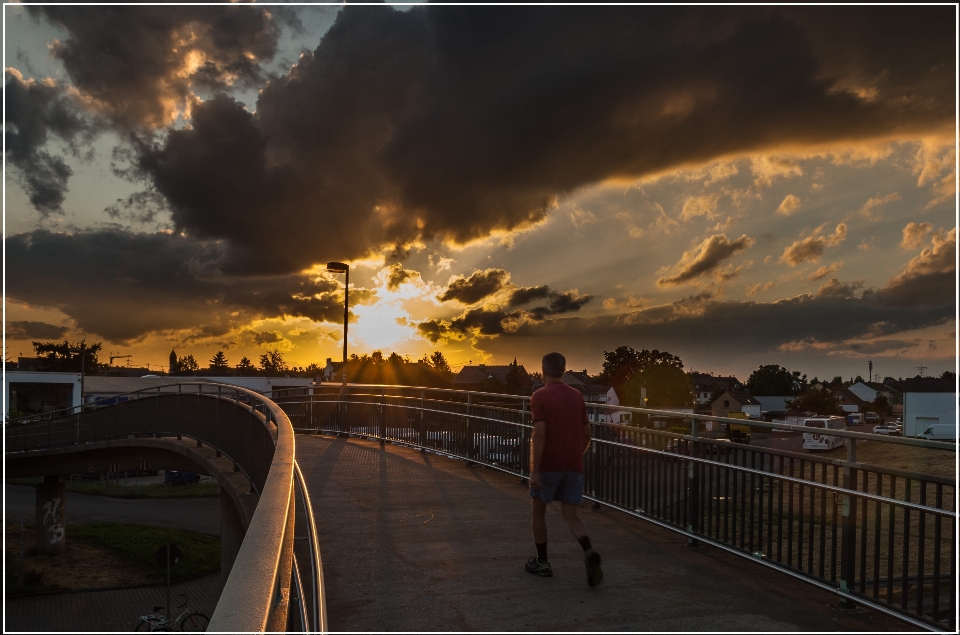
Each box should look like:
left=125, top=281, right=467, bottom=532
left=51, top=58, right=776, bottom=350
left=271, top=383, right=955, bottom=632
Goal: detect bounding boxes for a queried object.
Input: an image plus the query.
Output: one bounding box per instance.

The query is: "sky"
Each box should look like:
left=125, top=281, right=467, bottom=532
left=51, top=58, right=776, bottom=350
left=4, top=4, right=957, bottom=382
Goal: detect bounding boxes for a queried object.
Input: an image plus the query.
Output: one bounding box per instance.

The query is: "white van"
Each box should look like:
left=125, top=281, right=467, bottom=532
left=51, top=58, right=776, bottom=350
left=919, top=423, right=956, bottom=442
left=802, top=416, right=847, bottom=451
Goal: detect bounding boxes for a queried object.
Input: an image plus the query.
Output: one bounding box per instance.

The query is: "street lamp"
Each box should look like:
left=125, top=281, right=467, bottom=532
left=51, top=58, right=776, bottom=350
left=326, top=261, right=349, bottom=386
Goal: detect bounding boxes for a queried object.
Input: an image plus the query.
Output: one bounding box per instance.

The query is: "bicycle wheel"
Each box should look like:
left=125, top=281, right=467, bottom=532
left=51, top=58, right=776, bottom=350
left=179, top=612, right=210, bottom=632
left=135, top=619, right=155, bottom=632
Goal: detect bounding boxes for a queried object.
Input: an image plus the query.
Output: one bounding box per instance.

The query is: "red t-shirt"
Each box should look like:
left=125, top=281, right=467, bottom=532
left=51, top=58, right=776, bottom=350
left=531, top=382, right=589, bottom=473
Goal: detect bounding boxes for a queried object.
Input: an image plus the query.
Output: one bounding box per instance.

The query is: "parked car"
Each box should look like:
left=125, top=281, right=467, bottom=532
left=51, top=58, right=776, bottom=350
left=873, top=424, right=902, bottom=436
left=164, top=470, right=201, bottom=485
left=864, top=412, right=880, bottom=423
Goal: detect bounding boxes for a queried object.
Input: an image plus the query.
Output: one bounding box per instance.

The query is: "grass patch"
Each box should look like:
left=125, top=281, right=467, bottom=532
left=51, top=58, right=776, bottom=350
left=6, top=477, right=220, bottom=499
left=69, top=523, right=220, bottom=581
left=5, top=554, right=62, bottom=594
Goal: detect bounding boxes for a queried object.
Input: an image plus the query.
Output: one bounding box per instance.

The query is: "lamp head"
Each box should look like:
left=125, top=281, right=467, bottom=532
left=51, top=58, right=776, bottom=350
left=326, top=261, right=349, bottom=273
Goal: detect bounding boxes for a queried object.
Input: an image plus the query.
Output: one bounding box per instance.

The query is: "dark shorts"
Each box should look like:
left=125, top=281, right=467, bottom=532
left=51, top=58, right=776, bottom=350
left=530, top=470, right=584, bottom=504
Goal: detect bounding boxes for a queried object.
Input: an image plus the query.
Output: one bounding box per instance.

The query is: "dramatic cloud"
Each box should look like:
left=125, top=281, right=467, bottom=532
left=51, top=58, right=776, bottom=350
left=879, top=228, right=956, bottom=308
left=775, top=194, right=801, bottom=216
left=385, top=264, right=419, bottom=291
left=507, top=285, right=552, bottom=307
left=438, top=269, right=510, bottom=304
left=780, top=223, right=847, bottom=266
left=808, top=261, right=843, bottom=281
left=4, top=69, right=101, bottom=215
left=900, top=221, right=933, bottom=250
left=5, top=229, right=355, bottom=342
left=680, top=194, right=719, bottom=220
left=32, top=6, right=286, bottom=129
left=108, top=5, right=954, bottom=275
left=816, top=278, right=864, bottom=299
left=657, top=233, right=754, bottom=286
left=7, top=321, right=70, bottom=341
left=419, top=289, right=593, bottom=342
left=751, top=156, right=803, bottom=187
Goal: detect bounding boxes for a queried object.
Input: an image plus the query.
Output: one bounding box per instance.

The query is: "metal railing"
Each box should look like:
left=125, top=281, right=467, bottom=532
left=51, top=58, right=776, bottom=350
left=269, top=383, right=956, bottom=632
left=6, top=382, right=327, bottom=633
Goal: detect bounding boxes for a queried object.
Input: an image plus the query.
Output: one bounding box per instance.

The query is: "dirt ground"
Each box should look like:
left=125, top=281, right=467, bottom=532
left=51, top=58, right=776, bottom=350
left=6, top=523, right=163, bottom=593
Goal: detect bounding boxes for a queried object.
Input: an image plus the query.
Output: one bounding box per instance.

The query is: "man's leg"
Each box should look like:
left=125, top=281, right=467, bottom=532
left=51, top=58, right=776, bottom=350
left=561, top=501, right=603, bottom=587
left=526, top=497, right=552, bottom=576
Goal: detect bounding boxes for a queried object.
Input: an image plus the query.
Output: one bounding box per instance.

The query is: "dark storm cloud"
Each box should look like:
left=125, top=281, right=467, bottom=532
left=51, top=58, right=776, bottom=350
left=657, top=233, right=754, bottom=286
left=481, top=289, right=954, bottom=366
left=418, top=289, right=594, bottom=342
left=437, top=269, right=510, bottom=305
left=385, top=264, right=419, bottom=291
left=118, top=5, right=953, bottom=275
left=507, top=285, right=552, bottom=307
left=7, top=321, right=70, bottom=341
left=32, top=5, right=286, bottom=129
left=5, top=229, right=350, bottom=342
left=4, top=70, right=101, bottom=215
left=877, top=229, right=956, bottom=308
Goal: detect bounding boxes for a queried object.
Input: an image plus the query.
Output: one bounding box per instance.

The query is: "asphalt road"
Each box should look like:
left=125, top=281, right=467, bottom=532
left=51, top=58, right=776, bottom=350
left=4, top=484, right=220, bottom=536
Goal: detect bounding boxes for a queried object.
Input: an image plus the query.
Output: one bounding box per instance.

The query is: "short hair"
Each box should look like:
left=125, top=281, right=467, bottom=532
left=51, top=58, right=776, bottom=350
left=542, top=352, right=566, bottom=379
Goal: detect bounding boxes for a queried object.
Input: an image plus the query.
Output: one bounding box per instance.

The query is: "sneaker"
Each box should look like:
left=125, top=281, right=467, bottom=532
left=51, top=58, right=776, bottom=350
left=584, top=548, right=603, bottom=587
left=525, top=556, right=553, bottom=577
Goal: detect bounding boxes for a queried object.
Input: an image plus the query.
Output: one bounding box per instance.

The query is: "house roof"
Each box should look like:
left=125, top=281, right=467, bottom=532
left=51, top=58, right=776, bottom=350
left=453, top=365, right=529, bottom=385
left=562, top=371, right=591, bottom=386
left=715, top=390, right=760, bottom=406
left=833, top=386, right=866, bottom=405
left=687, top=372, right=718, bottom=389
left=901, top=377, right=956, bottom=393
left=863, top=381, right=899, bottom=394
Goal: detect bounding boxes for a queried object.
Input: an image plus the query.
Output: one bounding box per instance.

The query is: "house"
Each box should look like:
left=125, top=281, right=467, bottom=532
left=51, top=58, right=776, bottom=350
left=753, top=396, right=794, bottom=413
left=321, top=358, right=344, bottom=383
left=901, top=377, right=956, bottom=438
left=831, top=386, right=867, bottom=413
left=5, top=371, right=82, bottom=419
left=560, top=371, right=629, bottom=424
left=848, top=381, right=901, bottom=405
left=714, top=376, right=743, bottom=393
left=711, top=391, right=762, bottom=418
left=454, top=363, right=532, bottom=394
left=687, top=372, right=719, bottom=405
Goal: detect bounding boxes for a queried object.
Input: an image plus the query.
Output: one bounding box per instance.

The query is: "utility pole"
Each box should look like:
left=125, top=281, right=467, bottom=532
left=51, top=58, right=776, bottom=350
left=916, top=364, right=927, bottom=376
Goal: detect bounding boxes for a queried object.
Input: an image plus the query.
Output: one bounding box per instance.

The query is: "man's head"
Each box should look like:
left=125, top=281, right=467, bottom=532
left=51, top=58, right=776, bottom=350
left=542, top=352, right=566, bottom=379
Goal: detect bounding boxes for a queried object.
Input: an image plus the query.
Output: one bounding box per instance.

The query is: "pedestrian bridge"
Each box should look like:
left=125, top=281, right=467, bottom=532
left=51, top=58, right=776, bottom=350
left=6, top=383, right=956, bottom=632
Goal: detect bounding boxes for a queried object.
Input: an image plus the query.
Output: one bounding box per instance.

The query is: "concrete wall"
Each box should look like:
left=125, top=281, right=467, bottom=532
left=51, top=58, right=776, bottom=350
left=903, top=391, right=957, bottom=437
left=221, top=487, right=245, bottom=585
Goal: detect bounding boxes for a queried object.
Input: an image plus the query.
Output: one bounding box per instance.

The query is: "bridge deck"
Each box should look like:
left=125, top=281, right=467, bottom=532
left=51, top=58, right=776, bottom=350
left=299, top=435, right=909, bottom=632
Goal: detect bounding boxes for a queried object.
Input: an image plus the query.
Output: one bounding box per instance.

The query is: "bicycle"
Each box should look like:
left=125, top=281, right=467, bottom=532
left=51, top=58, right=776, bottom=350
left=136, top=594, right=210, bottom=632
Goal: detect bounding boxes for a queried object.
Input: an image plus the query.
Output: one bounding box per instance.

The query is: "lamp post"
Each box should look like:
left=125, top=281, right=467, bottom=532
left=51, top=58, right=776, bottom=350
left=326, top=262, right=350, bottom=386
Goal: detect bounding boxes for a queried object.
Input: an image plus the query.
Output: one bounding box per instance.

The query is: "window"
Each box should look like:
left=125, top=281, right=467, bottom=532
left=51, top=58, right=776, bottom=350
left=723, top=400, right=729, bottom=407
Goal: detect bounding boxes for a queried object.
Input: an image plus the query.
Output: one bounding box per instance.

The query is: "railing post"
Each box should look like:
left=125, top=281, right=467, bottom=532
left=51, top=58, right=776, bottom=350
left=839, top=437, right=858, bottom=608
left=379, top=387, right=385, bottom=445
left=466, top=393, right=472, bottom=460
left=197, top=384, right=203, bottom=447
left=419, top=389, right=426, bottom=453
left=687, top=417, right=700, bottom=547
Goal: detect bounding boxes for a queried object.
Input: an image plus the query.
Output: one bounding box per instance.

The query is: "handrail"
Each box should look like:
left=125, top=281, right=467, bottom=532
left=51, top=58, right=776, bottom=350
left=5, top=382, right=327, bottom=634
left=295, top=461, right=328, bottom=633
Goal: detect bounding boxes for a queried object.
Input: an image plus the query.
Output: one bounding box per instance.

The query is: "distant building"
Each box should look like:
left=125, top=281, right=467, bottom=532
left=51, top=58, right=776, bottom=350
left=321, top=358, right=344, bottom=383
left=561, top=371, right=628, bottom=424
left=5, top=371, right=82, bottom=419
left=712, top=391, right=761, bottom=418
left=454, top=363, right=532, bottom=394
left=687, top=372, right=719, bottom=405
left=831, top=386, right=867, bottom=413
left=849, top=381, right=900, bottom=405
left=901, top=377, right=956, bottom=438
left=753, top=395, right=794, bottom=413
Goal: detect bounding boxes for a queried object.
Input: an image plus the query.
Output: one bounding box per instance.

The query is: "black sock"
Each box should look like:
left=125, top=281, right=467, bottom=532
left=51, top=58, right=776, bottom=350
left=536, top=542, right=548, bottom=561
left=578, top=536, right=592, bottom=552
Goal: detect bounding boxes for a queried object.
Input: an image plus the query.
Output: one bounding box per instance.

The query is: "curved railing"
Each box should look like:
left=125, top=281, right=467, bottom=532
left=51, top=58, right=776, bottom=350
left=6, top=382, right=327, bottom=633
left=269, top=383, right=955, bottom=632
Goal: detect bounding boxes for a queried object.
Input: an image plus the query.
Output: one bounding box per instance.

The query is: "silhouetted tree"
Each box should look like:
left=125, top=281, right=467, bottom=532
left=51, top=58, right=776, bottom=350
left=33, top=339, right=102, bottom=373
left=597, top=346, right=683, bottom=391
left=259, top=349, right=287, bottom=374
left=746, top=364, right=806, bottom=396
left=621, top=364, right=693, bottom=408
left=786, top=391, right=841, bottom=416
left=236, top=357, right=255, bottom=376
left=209, top=351, right=229, bottom=371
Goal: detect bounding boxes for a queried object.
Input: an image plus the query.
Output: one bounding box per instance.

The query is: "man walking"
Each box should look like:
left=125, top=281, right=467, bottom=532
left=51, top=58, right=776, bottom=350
left=525, top=352, right=602, bottom=587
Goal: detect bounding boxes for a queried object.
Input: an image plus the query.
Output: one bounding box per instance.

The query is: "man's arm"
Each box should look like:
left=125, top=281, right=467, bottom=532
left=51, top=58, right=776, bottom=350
left=530, top=420, right=546, bottom=489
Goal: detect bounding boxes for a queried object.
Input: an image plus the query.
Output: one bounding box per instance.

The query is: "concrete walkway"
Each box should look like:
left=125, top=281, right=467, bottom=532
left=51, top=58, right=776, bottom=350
left=298, top=435, right=909, bottom=632
left=5, top=574, right=223, bottom=632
